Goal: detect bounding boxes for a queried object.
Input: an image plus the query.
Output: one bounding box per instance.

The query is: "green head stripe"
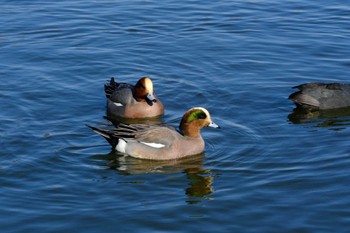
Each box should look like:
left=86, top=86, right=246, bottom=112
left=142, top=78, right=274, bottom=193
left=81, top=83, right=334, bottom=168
left=187, top=109, right=207, bottom=122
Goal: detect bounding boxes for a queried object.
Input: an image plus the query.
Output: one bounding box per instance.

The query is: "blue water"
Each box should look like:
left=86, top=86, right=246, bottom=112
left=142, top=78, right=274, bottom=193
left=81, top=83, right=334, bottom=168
left=1, top=1, right=350, bottom=232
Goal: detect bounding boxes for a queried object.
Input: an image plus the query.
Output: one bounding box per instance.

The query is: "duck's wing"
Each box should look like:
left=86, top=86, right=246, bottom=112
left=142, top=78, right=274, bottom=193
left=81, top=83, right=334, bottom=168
left=289, top=83, right=350, bottom=109
left=133, top=125, right=179, bottom=147
left=104, top=77, right=133, bottom=99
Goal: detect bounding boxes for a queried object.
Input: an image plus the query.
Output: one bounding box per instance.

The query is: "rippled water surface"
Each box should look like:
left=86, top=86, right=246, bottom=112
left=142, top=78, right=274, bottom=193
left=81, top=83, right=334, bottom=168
left=1, top=1, right=350, bottom=232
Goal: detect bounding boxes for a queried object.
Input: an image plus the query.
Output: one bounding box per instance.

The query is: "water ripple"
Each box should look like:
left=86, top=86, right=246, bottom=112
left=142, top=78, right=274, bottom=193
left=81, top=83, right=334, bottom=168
left=2, top=0, right=350, bottom=232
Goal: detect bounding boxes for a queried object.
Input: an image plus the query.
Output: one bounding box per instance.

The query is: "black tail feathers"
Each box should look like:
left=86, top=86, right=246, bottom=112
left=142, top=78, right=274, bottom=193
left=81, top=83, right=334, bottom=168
left=86, top=124, right=118, bottom=148
left=104, top=77, right=117, bottom=99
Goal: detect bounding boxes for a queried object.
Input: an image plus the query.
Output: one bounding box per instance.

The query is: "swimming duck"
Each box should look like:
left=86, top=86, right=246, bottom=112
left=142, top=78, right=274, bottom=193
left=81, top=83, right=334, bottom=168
left=105, top=77, right=164, bottom=119
left=289, top=82, right=350, bottom=110
left=88, top=107, right=219, bottom=160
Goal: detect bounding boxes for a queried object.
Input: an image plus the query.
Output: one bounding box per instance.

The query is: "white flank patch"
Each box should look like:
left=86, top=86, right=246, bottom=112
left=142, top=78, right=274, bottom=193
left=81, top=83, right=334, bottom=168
left=113, top=102, right=123, bottom=107
left=116, top=139, right=127, bottom=153
left=140, top=142, right=165, bottom=148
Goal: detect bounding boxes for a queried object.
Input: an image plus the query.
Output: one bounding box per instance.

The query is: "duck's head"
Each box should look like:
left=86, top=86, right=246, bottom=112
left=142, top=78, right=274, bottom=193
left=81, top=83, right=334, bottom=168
left=179, top=107, right=219, bottom=137
left=134, top=77, right=157, bottom=106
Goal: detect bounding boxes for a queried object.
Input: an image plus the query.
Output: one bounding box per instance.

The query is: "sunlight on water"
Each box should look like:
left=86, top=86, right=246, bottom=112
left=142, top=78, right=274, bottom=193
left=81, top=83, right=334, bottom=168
left=1, top=0, right=350, bottom=232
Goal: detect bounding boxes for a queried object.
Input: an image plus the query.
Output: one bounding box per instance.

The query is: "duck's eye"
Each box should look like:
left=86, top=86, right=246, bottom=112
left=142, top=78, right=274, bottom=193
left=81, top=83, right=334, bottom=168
left=138, top=84, right=146, bottom=89
left=187, top=110, right=207, bottom=122
left=198, top=112, right=207, bottom=119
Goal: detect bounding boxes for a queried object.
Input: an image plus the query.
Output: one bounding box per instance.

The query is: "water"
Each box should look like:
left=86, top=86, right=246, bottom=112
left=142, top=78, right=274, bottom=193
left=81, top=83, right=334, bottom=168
left=1, top=1, right=350, bottom=232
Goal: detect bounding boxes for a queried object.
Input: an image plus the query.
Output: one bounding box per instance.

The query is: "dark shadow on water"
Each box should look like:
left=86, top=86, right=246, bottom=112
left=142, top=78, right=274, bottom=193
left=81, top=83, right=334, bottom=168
left=93, top=152, right=214, bottom=203
left=288, top=106, right=350, bottom=130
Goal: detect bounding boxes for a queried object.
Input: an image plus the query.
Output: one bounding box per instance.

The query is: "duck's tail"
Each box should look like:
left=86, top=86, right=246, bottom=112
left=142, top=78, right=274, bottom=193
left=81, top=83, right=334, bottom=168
left=104, top=77, right=117, bottom=99
left=86, top=125, right=118, bottom=148
left=289, top=91, right=320, bottom=109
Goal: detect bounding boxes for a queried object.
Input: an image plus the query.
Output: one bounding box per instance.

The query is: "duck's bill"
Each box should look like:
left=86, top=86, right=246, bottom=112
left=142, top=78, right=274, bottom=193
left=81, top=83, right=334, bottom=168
left=208, top=121, right=220, bottom=128
left=146, top=93, right=157, bottom=103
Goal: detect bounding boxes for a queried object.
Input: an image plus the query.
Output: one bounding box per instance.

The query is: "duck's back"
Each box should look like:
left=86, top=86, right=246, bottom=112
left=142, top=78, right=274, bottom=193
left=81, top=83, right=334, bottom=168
left=105, top=78, right=134, bottom=105
left=109, top=86, right=134, bottom=105
left=289, top=83, right=350, bottom=110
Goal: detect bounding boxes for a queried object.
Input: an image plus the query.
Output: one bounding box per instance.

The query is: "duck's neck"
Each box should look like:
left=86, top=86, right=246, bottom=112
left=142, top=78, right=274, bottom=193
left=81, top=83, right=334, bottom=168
left=180, top=122, right=201, bottom=138
left=132, top=89, right=145, bottom=102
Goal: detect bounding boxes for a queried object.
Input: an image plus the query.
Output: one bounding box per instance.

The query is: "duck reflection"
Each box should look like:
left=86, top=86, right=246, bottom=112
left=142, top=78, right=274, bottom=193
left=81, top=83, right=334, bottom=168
left=104, top=113, right=164, bottom=125
left=185, top=167, right=214, bottom=204
left=106, top=152, right=214, bottom=202
left=288, top=106, right=350, bottom=129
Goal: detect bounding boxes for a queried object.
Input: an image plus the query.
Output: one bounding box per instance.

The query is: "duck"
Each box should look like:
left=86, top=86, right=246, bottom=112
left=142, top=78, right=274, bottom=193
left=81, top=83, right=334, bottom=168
left=88, top=107, right=219, bottom=160
left=289, top=82, right=350, bottom=110
left=104, top=77, right=164, bottom=119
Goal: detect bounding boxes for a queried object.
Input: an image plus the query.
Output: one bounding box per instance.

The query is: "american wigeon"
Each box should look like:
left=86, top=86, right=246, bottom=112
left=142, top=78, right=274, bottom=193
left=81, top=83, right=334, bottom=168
left=88, top=107, right=219, bottom=160
left=105, top=77, right=164, bottom=119
left=289, top=82, right=350, bottom=110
